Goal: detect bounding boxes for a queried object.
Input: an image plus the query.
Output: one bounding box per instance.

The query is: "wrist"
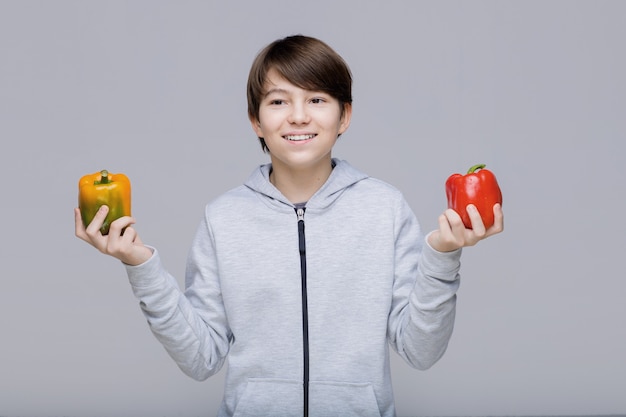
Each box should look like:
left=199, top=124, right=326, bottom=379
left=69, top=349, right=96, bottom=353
left=427, top=231, right=457, bottom=253
left=122, top=246, right=154, bottom=266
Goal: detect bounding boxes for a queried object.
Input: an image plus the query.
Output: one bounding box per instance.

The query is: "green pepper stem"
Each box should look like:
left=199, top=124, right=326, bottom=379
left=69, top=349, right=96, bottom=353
left=467, top=164, right=486, bottom=174
left=98, top=170, right=110, bottom=184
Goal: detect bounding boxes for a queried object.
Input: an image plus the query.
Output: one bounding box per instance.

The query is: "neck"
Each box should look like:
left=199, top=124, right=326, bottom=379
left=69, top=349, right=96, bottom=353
left=270, top=158, right=334, bottom=204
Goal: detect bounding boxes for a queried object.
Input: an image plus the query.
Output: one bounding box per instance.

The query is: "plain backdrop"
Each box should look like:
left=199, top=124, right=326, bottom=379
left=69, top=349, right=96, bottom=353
left=1, top=1, right=624, bottom=416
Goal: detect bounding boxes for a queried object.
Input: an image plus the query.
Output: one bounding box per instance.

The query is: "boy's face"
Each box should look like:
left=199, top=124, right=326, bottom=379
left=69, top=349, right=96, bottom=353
left=250, top=68, right=351, bottom=172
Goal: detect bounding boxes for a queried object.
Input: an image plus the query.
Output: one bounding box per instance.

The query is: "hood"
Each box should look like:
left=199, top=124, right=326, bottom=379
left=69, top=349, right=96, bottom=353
left=243, top=158, right=369, bottom=211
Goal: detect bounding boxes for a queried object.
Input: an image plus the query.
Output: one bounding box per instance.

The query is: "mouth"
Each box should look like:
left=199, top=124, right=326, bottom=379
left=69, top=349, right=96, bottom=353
left=283, top=134, right=317, bottom=142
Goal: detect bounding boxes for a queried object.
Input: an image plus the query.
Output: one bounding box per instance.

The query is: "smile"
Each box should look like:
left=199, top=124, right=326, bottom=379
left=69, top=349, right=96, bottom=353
left=284, top=134, right=317, bottom=141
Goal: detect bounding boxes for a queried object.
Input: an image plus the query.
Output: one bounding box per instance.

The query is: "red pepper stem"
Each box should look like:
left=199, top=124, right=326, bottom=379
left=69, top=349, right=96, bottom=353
left=98, top=170, right=110, bottom=185
left=467, top=164, right=486, bottom=174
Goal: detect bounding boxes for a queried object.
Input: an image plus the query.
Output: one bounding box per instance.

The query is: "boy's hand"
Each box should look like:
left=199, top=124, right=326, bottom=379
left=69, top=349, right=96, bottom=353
left=428, top=203, right=503, bottom=252
left=75, top=205, right=153, bottom=266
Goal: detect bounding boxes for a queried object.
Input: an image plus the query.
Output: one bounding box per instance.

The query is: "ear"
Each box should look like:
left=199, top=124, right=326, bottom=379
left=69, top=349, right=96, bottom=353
left=249, top=114, right=264, bottom=138
left=338, top=103, right=352, bottom=135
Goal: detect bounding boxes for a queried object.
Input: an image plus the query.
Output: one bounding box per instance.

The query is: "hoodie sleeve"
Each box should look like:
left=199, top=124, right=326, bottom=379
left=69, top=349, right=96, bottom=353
left=387, top=195, right=461, bottom=370
left=125, top=213, right=231, bottom=381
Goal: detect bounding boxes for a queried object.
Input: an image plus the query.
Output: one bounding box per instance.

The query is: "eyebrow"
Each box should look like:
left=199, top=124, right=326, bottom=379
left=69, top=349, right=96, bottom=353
left=263, top=87, right=331, bottom=99
left=263, top=88, right=289, bottom=98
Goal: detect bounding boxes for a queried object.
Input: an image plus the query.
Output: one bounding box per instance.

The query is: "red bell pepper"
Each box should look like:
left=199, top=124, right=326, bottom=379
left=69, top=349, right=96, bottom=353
left=445, top=164, right=502, bottom=229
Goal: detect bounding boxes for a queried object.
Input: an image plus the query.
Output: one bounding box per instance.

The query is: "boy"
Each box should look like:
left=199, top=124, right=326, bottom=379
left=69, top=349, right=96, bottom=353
left=75, top=35, right=503, bottom=417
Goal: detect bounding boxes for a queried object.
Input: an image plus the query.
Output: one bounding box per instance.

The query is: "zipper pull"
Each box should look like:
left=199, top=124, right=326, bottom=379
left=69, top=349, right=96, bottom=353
left=296, top=207, right=305, bottom=222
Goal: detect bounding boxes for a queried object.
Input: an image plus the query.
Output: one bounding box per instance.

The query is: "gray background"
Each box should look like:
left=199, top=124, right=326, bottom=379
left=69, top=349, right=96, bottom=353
left=1, top=1, right=624, bottom=416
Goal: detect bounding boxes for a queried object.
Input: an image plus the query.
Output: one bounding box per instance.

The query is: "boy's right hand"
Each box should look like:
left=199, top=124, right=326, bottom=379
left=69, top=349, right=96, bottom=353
left=75, top=205, right=153, bottom=266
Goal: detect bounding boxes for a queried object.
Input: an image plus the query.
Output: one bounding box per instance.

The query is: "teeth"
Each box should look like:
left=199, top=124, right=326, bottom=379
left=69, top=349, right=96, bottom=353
left=285, top=134, right=315, bottom=141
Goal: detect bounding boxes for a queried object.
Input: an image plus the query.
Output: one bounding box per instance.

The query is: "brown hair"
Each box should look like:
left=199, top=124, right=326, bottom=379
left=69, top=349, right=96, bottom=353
left=247, top=35, right=353, bottom=152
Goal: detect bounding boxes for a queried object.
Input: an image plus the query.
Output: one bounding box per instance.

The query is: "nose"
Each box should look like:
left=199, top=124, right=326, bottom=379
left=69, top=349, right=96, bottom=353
left=288, top=101, right=310, bottom=124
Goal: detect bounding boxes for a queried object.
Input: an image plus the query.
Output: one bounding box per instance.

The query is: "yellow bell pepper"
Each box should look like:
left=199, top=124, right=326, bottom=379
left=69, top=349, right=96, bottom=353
left=78, top=170, right=131, bottom=235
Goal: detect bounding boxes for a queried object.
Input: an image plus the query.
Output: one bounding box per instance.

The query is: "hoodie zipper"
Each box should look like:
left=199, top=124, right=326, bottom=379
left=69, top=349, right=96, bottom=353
left=296, top=207, right=309, bottom=417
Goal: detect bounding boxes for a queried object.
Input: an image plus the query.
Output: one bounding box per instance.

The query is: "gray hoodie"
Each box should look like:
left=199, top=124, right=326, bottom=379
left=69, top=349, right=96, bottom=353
left=126, top=159, right=461, bottom=417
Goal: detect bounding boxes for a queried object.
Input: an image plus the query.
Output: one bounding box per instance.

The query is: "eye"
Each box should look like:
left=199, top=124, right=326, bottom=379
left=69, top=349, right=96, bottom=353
left=310, top=97, right=326, bottom=104
left=269, top=99, right=285, bottom=105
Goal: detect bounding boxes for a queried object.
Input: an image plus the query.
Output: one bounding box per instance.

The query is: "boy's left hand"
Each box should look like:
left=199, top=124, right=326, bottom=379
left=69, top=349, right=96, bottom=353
left=428, top=203, right=503, bottom=252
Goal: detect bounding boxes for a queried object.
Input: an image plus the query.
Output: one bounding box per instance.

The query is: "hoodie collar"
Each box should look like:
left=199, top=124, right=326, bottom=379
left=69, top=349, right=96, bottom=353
left=244, top=158, right=369, bottom=211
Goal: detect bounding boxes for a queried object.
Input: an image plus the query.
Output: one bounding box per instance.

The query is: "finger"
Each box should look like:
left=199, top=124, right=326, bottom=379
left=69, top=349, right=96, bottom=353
left=84, top=205, right=109, bottom=237
left=486, top=203, right=504, bottom=236
left=133, top=233, right=144, bottom=246
left=104, top=217, right=137, bottom=255
left=467, top=204, right=486, bottom=237
left=107, top=223, right=135, bottom=253
left=107, top=223, right=152, bottom=265
left=494, top=203, right=504, bottom=229
left=122, top=225, right=145, bottom=247
left=441, top=209, right=466, bottom=248
left=437, top=213, right=451, bottom=235
left=118, top=225, right=144, bottom=250
left=119, top=224, right=139, bottom=246
left=445, top=208, right=466, bottom=237
left=107, top=216, right=137, bottom=238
